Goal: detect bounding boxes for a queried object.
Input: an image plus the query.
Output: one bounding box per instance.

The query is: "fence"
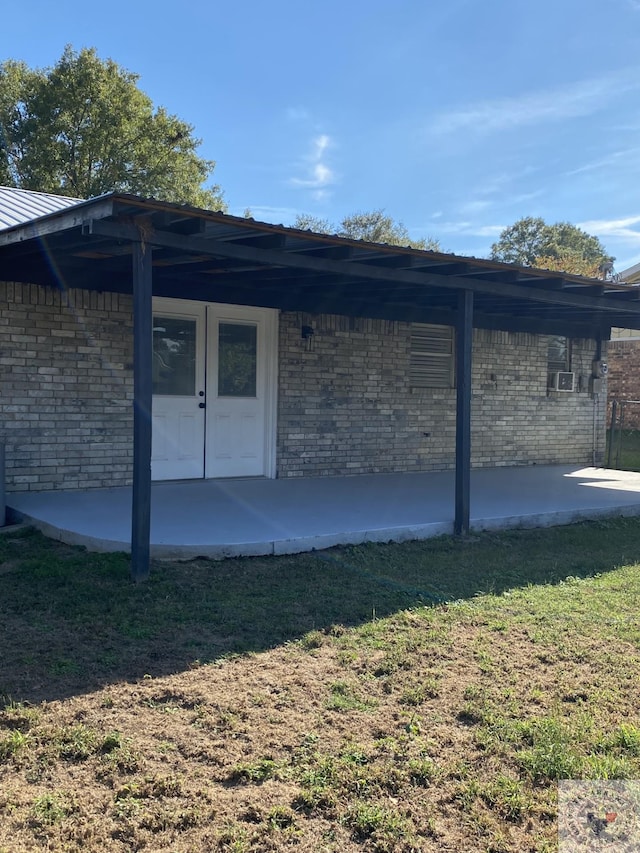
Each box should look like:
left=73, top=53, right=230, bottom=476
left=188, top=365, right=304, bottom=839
left=607, top=399, right=640, bottom=470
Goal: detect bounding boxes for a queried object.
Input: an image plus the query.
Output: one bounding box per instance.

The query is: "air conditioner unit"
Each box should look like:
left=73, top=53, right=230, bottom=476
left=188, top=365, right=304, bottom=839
left=549, top=371, right=575, bottom=392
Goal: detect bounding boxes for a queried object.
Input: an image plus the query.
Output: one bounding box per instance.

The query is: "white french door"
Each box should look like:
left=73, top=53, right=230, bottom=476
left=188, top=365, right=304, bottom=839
left=151, top=299, right=277, bottom=481
left=151, top=301, right=206, bottom=481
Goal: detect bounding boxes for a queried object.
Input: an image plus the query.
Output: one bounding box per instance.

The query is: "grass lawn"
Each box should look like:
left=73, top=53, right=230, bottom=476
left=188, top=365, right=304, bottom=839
left=0, top=521, right=639, bottom=852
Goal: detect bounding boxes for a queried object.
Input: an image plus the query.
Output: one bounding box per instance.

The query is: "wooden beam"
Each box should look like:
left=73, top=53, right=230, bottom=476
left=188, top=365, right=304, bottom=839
left=131, top=240, right=153, bottom=583
left=455, top=290, right=473, bottom=536
left=150, top=273, right=612, bottom=335
left=291, top=244, right=354, bottom=259
left=84, top=219, right=640, bottom=319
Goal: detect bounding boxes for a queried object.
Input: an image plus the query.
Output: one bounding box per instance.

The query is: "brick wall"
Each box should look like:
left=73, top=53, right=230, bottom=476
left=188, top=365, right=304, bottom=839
left=1, top=283, right=133, bottom=491
left=1, top=285, right=606, bottom=492
left=277, top=312, right=606, bottom=477
left=607, top=339, right=640, bottom=428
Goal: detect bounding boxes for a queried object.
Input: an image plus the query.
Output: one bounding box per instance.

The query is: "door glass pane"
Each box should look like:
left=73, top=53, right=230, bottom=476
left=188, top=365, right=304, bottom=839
left=218, top=323, right=257, bottom=397
left=153, top=316, right=197, bottom=396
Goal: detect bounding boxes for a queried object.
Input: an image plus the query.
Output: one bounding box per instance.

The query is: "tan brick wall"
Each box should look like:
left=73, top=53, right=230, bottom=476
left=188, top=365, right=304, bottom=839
left=276, top=313, right=606, bottom=477
left=1, top=282, right=133, bottom=491
left=1, top=285, right=607, bottom=491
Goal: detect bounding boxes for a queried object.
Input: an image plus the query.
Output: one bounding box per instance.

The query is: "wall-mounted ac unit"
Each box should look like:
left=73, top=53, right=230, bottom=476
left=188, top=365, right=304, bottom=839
left=549, top=371, right=575, bottom=392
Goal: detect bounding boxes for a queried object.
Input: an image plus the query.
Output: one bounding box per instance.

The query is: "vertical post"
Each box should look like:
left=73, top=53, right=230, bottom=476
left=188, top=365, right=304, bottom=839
left=454, top=289, right=473, bottom=535
left=0, top=443, right=5, bottom=527
left=131, top=239, right=153, bottom=581
left=607, top=400, right=617, bottom=469
left=617, top=401, right=626, bottom=469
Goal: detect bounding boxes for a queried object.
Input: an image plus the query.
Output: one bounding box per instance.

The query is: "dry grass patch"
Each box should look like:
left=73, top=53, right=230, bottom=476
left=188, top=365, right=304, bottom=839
left=0, top=521, right=639, bottom=850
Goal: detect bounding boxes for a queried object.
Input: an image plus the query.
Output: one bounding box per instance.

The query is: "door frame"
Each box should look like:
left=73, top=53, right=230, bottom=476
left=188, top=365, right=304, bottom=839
left=152, top=297, right=278, bottom=480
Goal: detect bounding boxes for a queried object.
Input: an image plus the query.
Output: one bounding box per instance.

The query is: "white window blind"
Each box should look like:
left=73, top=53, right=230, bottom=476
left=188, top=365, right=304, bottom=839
left=410, top=324, right=455, bottom=388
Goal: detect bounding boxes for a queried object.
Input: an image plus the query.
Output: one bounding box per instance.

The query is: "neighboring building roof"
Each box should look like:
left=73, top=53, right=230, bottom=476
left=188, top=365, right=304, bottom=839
left=620, top=260, right=640, bottom=285
left=0, top=186, right=81, bottom=230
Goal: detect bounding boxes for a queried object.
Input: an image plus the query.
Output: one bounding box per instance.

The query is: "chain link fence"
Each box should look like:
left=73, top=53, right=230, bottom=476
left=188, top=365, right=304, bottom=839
left=607, top=399, right=640, bottom=470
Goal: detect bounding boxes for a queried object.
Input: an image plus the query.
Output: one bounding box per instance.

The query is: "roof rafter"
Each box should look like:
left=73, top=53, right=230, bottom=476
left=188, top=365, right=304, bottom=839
left=83, top=218, right=640, bottom=319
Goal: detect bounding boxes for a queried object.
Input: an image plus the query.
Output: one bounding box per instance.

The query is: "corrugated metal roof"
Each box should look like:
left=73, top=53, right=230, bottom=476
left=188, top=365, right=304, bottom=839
left=620, top=260, right=640, bottom=284
left=0, top=186, right=81, bottom=231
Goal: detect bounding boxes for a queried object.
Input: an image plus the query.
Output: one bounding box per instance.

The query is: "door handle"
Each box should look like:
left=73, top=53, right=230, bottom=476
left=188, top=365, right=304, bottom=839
left=199, top=402, right=206, bottom=409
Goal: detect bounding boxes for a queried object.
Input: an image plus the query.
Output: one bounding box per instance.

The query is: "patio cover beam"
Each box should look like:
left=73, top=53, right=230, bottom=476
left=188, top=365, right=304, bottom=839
left=150, top=275, right=611, bottom=338
left=84, top=219, right=640, bottom=319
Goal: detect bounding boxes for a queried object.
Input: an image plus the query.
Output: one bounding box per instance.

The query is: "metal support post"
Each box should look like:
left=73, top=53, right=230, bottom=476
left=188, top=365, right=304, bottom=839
left=131, top=240, right=153, bottom=581
left=454, top=289, right=473, bottom=535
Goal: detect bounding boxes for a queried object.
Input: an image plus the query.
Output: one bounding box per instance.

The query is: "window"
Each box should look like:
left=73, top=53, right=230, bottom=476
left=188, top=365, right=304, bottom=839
left=410, top=323, right=455, bottom=388
left=152, top=316, right=197, bottom=396
left=547, top=336, right=571, bottom=373
left=218, top=322, right=257, bottom=397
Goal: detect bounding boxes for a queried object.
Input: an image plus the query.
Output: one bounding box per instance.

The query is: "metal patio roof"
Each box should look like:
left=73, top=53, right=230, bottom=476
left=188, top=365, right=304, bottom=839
left=620, top=260, right=640, bottom=285
left=0, top=185, right=80, bottom=230
left=1, top=190, right=640, bottom=337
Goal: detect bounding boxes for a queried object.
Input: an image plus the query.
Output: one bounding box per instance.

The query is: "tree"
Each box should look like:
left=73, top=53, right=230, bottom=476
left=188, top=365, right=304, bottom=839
left=490, top=216, right=610, bottom=272
left=0, top=46, right=225, bottom=209
left=293, top=209, right=440, bottom=251
left=532, top=253, right=604, bottom=279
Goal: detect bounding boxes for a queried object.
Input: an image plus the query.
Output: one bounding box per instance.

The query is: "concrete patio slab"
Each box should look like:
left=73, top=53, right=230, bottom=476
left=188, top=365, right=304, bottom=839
left=7, top=465, right=640, bottom=559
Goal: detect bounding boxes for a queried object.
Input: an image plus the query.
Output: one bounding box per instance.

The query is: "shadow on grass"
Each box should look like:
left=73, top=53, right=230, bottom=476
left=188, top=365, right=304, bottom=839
left=1, top=516, right=640, bottom=704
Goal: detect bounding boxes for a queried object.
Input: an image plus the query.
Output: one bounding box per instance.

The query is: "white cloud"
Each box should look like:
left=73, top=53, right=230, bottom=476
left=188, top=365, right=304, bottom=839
left=459, top=199, right=493, bottom=215
left=566, top=147, right=640, bottom=176
left=470, top=224, right=506, bottom=238
left=231, top=204, right=300, bottom=224
left=578, top=215, right=640, bottom=242
left=430, top=220, right=505, bottom=238
left=428, top=69, right=640, bottom=136
left=289, top=134, right=336, bottom=192
left=285, top=107, right=311, bottom=122
left=313, top=134, right=331, bottom=158
left=511, top=189, right=545, bottom=205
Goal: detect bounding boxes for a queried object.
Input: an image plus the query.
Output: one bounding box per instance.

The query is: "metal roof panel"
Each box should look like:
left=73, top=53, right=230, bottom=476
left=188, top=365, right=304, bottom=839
left=0, top=186, right=81, bottom=231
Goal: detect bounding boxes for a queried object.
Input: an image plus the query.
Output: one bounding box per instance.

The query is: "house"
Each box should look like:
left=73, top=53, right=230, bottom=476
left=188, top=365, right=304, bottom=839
left=2, top=187, right=640, bottom=576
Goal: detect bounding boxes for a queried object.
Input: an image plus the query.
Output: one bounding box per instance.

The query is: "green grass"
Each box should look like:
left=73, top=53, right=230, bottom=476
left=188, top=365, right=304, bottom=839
left=0, top=524, right=637, bottom=665
left=1, top=520, right=640, bottom=851
left=2, top=518, right=640, bottom=704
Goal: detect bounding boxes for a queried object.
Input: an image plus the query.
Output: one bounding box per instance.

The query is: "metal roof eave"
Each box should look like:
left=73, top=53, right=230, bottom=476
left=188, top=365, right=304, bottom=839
left=0, top=194, right=115, bottom=246
left=1, top=192, right=639, bottom=332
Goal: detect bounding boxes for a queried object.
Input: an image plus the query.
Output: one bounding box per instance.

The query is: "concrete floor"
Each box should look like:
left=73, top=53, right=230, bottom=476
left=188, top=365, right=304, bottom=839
left=7, top=465, right=640, bottom=559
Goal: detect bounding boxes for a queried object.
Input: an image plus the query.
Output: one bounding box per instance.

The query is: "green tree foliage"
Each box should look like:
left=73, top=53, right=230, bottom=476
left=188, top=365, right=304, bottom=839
left=532, top=253, right=604, bottom=279
left=0, top=46, right=225, bottom=209
left=490, top=216, right=610, bottom=271
left=293, top=209, right=440, bottom=251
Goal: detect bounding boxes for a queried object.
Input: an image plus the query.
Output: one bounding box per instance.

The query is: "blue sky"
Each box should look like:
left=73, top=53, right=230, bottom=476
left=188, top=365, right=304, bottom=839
left=4, top=0, right=640, bottom=269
